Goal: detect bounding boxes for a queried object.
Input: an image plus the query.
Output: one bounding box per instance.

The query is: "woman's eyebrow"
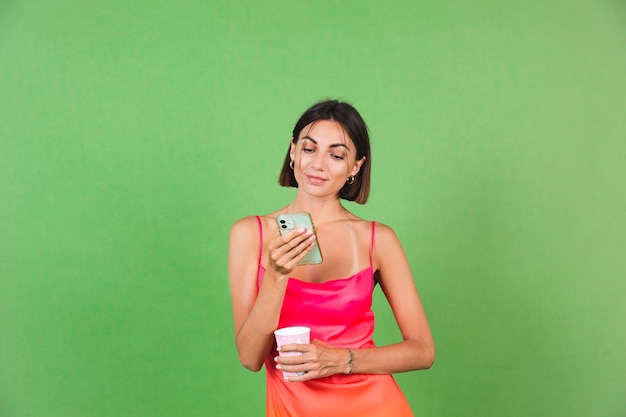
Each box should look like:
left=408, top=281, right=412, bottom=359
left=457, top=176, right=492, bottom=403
left=302, top=136, right=350, bottom=150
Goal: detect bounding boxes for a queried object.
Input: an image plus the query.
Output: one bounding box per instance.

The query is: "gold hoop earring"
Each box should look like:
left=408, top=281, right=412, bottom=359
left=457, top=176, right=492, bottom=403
left=289, top=160, right=294, bottom=170
left=346, top=175, right=355, bottom=185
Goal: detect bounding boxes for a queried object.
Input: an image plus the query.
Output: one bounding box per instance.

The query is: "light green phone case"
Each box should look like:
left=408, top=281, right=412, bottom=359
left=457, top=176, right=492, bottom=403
left=276, top=212, right=323, bottom=265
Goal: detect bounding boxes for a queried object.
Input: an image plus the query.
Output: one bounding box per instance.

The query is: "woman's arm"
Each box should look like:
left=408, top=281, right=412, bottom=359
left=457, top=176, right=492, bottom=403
left=275, top=222, right=434, bottom=380
left=228, top=216, right=316, bottom=371
left=355, top=222, right=435, bottom=373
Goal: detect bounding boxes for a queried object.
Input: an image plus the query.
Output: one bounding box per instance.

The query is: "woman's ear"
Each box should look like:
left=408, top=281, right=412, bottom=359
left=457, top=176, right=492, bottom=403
left=289, top=138, right=296, bottom=162
left=350, top=156, right=366, bottom=177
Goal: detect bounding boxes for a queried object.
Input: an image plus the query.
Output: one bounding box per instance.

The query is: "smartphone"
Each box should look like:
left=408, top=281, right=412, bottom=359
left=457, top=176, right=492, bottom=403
left=276, top=212, right=323, bottom=265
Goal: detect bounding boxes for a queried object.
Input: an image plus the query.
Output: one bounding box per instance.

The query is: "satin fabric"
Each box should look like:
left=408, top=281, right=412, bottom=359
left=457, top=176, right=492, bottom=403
left=256, top=217, right=414, bottom=417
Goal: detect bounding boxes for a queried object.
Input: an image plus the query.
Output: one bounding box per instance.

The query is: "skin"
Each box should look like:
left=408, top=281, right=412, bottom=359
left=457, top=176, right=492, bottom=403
left=228, top=119, right=435, bottom=382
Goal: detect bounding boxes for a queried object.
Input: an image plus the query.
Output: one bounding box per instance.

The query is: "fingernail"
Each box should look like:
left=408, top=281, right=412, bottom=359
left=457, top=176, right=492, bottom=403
left=297, top=228, right=305, bottom=233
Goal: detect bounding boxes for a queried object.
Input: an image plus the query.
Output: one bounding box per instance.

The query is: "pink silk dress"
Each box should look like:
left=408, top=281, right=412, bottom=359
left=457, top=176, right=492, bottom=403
left=255, top=217, right=414, bottom=417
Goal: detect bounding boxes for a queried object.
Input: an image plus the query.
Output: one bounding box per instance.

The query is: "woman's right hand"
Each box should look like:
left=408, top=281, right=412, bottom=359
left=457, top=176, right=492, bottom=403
left=267, top=228, right=315, bottom=276
left=229, top=217, right=315, bottom=372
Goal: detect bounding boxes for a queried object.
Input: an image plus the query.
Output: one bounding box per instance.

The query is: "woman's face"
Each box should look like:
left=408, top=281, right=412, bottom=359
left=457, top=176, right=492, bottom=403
left=289, top=119, right=365, bottom=199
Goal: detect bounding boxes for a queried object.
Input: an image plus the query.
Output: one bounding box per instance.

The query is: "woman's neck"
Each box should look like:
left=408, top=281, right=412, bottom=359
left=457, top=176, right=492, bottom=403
left=286, top=194, right=348, bottom=224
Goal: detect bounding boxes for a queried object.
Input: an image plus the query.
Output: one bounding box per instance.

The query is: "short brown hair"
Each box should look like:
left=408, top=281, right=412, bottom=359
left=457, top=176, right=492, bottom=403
left=278, top=99, right=371, bottom=204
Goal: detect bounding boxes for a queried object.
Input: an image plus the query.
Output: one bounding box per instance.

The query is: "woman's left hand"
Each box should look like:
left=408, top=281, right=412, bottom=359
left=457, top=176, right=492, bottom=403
left=274, top=339, right=351, bottom=381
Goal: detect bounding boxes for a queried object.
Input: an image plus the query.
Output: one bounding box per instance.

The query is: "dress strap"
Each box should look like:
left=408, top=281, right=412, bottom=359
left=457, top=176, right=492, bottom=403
left=369, top=221, right=376, bottom=269
left=255, top=216, right=263, bottom=266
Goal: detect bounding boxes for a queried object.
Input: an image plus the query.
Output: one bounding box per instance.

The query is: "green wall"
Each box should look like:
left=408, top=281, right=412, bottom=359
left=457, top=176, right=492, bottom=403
left=1, top=1, right=625, bottom=416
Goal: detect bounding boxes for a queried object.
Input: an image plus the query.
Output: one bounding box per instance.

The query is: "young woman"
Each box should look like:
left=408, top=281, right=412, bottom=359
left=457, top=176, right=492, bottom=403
left=228, top=99, right=435, bottom=417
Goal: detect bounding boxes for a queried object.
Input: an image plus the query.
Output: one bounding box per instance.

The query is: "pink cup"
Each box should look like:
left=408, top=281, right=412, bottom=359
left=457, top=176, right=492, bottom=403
left=274, top=326, right=310, bottom=378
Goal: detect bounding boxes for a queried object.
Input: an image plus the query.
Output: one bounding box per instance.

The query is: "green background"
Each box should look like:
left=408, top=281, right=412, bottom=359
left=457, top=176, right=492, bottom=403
left=1, top=1, right=625, bottom=416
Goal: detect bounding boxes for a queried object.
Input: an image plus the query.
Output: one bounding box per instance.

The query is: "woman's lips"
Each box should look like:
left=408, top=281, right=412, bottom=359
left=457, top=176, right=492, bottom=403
left=306, top=175, right=326, bottom=185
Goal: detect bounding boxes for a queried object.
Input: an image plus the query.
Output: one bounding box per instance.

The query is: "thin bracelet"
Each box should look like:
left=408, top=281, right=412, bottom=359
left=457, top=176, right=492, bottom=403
left=347, top=348, right=355, bottom=374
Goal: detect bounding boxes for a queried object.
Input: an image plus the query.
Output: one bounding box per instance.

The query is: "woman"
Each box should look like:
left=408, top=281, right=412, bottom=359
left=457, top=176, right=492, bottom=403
left=228, top=99, right=435, bottom=417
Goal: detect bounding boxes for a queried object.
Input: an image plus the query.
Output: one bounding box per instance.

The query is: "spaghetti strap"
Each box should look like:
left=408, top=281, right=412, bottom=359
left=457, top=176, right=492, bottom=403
left=370, top=221, right=375, bottom=269
left=255, top=216, right=263, bottom=266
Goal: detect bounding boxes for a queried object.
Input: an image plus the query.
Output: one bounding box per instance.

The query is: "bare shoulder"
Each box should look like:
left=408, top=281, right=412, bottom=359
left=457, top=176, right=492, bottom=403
left=371, top=221, right=406, bottom=270
left=372, top=221, right=401, bottom=244
left=230, top=214, right=279, bottom=251
left=367, top=221, right=415, bottom=289
left=230, top=215, right=259, bottom=240
left=337, top=214, right=400, bottom=243
left=228, top=216, right=261, bottom=280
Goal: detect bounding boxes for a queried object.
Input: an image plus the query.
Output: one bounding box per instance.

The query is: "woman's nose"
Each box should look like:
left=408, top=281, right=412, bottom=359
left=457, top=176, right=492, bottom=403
left=311, top=153, right=325, bottom=169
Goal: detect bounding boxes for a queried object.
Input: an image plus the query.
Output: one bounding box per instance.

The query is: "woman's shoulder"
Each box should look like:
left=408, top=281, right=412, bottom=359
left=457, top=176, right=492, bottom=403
left=231, top=215, right=259, bottom=229
left=339, top=216, right=399, bottom=246
left=346, top=215, right=396, bottom=236
left=367, top=220, right=401, bottom=248
left=229, top=215, right=262, bottom=244
left=372, top=220, right=396, bottom=235
left=230, top=213, right=279, bottom=239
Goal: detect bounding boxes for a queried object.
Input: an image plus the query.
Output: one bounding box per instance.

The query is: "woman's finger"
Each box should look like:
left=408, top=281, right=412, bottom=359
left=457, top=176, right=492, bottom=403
left=269, top=229, right=314, bottom=271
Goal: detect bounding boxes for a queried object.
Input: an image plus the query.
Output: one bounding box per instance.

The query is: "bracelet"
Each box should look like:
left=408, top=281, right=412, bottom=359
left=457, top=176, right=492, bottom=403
left=347, top=348, right=355, bottom=374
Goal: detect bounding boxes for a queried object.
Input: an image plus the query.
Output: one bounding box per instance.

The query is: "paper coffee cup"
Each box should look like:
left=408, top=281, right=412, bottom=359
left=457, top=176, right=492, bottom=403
left=274, top=326, right=310, bottom=378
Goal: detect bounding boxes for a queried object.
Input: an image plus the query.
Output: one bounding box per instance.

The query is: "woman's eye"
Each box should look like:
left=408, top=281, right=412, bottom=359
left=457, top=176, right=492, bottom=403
left=302, top=148, right=314, bottom=153
left=331, top=153, right=345, bottom=160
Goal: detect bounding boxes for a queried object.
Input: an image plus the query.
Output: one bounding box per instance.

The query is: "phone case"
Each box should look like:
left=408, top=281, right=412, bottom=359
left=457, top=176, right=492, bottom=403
left=276, top=212, right=323, bottom=265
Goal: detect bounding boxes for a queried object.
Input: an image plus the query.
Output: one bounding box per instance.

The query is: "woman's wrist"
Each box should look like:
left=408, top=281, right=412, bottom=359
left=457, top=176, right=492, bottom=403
left=265, top=266, right=290, bottom=283
left=346, top=348, right=355, bottom=374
